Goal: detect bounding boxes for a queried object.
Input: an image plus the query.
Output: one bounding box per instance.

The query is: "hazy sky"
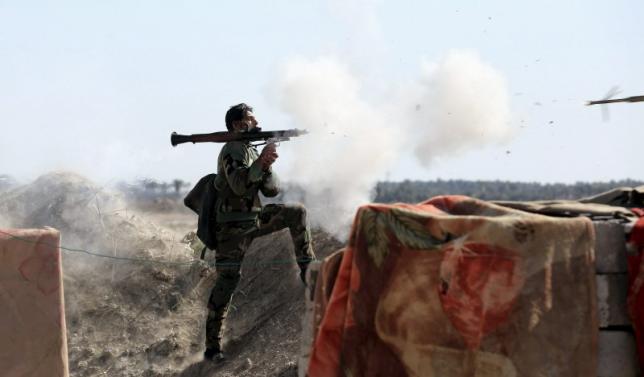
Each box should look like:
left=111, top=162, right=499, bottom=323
left=1, top=0, right=643, bottom=186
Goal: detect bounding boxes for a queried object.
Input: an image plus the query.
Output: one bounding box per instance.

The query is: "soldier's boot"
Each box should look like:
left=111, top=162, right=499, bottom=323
left=288, top=206, right=315, bottom=284
left=204, top=346, right=225, bottom=363
left=204, top=269, right=240, bottom=362
left=204, top=308, right=227, bottom=362
left=297, top=248, right=314, bottom=284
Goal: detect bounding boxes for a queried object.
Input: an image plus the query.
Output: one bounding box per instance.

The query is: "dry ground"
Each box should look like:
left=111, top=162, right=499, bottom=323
left=0, top=172, right=343, bottom=377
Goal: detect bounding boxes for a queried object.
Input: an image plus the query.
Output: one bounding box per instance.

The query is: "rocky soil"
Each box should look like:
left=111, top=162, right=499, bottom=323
left=0, top=172, right=343, bottom=377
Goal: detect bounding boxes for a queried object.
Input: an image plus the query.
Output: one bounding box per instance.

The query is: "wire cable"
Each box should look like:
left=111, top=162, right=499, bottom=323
left=0, top=229, right=314, bottom=268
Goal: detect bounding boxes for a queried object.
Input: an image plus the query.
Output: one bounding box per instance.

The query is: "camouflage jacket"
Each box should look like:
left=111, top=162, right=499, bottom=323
left=214, top=141, right=279, bottom=223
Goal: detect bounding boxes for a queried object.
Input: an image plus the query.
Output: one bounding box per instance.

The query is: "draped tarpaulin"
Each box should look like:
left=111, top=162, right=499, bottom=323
left=307, top=196, right=597, bottom=377
left=0, top=228, right=69, bottom=377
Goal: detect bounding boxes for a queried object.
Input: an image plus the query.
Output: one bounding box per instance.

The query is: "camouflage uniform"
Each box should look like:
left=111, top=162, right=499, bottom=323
left=205, top=141, right=315, bottom=352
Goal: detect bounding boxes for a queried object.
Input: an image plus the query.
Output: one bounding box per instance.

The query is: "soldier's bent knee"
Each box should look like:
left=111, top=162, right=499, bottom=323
left=287, top=203, right=306, bottom=219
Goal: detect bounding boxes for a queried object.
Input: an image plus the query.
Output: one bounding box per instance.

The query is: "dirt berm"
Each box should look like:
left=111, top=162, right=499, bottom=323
left=0, top=172, right=343, bottom=377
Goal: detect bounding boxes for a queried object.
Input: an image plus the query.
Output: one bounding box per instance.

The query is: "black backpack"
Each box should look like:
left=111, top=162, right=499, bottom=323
left=184, top=174, right=219, bottom=252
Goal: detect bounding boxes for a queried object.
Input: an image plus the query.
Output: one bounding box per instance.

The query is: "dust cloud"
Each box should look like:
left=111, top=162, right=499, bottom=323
left=272, top=50, right=513, bottom=239
left=0, top=172, right=208, bottom=376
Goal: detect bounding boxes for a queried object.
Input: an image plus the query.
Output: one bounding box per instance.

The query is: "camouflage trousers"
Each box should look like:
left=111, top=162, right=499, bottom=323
left=205, top=203, right=315, bottom=351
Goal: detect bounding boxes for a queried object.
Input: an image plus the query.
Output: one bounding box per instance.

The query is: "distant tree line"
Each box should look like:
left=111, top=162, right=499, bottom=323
left=372, top=179, right=644, bottom=203
left=3, top=173, right=642, bottom=205
left=116, top=178, right=191, bottom=200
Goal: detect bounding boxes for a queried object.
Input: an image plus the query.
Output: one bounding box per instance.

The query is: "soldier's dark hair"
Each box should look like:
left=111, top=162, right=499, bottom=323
left=225, top=103, right=253, bottom=131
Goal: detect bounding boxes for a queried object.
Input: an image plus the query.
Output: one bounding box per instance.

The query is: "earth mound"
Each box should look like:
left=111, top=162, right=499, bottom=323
left=0, top=172, right=343, bottom=377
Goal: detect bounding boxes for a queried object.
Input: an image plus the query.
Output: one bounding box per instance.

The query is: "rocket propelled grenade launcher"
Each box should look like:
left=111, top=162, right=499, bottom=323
left=171, top=128, right=308, bottom=147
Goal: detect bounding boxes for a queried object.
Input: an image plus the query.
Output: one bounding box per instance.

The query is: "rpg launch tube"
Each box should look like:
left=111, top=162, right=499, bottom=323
left=171, top=129, right=308, bottom=146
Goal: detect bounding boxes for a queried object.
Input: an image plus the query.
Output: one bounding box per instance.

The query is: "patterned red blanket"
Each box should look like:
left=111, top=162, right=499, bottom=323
left=308, top=196, right=597, bottom=377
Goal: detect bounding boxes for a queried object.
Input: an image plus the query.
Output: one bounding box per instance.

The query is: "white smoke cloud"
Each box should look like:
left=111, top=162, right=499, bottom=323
left=400, top=50, right=514, bottom=165
left=271, top=50, right=513, bottom=239
left=271, top=57, right=400, bottom=238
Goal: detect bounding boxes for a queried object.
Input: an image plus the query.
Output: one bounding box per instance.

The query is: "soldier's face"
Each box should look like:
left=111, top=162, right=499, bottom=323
left=233, top=111, right=259, bottom=132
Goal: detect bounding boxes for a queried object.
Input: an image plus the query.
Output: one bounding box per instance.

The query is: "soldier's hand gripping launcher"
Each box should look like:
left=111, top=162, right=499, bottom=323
left=171, top=128, right=308, bottom=147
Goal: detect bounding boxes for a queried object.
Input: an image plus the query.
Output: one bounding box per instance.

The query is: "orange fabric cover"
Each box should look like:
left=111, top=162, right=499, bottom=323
left=0, top=228, right=69, bottom=377
left=308, top=196, right=597, bottom=377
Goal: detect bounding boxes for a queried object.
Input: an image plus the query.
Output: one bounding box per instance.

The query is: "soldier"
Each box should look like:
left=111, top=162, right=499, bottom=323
left=203, top=103, right=315, bottom=362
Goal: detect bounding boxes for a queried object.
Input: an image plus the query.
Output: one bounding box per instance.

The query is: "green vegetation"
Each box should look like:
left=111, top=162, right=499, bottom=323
left=372, top=179, right=644, bottom=203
